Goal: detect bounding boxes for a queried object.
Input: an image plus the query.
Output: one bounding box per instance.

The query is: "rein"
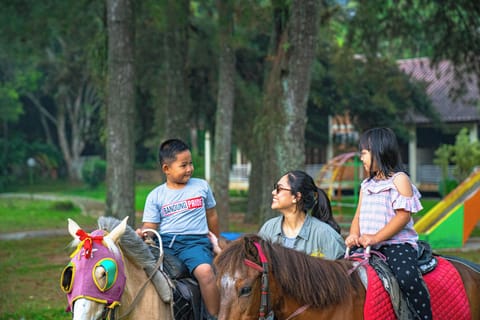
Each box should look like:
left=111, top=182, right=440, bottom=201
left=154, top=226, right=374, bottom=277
left=117, top=228, right=172, bottom=320
left=344, top=246, right=386, bottom=275
left=116, top=253, right=165, bottom=319
left=243, top=241, right=310, bottom=320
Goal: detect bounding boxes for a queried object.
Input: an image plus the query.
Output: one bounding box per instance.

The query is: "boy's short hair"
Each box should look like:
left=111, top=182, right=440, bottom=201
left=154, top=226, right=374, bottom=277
left=158, top=139, right=190, bottom=165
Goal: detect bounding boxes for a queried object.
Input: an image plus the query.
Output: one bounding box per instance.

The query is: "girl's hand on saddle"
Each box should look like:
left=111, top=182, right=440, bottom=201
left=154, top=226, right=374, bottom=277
left=359, top=234, right=378, bottom=247
left=345, top=234, right=360, bottom=248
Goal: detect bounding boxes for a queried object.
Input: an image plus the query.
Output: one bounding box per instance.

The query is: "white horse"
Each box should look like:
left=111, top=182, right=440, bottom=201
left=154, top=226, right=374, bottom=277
left=61, top=216, right=174, bottom=319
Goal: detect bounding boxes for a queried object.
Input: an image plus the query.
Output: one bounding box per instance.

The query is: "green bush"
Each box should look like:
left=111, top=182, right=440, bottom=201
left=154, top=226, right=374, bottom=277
left=81, top=158, right=106, bottom=189
left=434, top=128, right=480, bottom=188
left=50, top=200, right=75, bottom=211
left=438, top=179, right=458, bottom=197
left=450, top=128, right=480, bottom=182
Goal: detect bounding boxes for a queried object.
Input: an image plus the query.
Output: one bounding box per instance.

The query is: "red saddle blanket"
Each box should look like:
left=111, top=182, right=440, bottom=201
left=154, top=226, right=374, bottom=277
left=364, top=257, right=471, bottom=320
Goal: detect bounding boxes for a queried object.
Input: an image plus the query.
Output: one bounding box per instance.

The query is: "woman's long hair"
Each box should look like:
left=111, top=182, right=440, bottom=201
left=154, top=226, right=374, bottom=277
left=286, top=170, right=341, bottom=234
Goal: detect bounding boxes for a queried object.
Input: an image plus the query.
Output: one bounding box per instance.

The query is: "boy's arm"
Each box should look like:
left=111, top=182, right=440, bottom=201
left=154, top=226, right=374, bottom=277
left=135, top=222, right=159, bottom=237
left=206, top=207, right=220, bottom=237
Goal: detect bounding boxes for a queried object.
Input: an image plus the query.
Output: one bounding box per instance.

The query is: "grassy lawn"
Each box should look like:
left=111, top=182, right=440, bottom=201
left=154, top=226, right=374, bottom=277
left=0, top=236, right=72, bottom=319
left=0, top=198, right=98, bottom=233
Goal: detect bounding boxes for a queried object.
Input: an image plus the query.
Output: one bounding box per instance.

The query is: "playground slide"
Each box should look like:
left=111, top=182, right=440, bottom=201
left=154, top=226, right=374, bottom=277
left=415, top=168, right=480, bottom=249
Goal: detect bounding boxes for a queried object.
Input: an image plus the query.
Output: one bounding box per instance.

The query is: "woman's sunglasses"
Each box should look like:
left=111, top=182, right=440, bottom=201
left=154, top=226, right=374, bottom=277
left=273, top=183, right=291, bottom=194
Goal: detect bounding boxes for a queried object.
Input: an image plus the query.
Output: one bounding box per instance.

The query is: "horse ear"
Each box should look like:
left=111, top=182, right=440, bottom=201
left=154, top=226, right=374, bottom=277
left=244, top=235, right=259, bottom=261
left=106, top=217, right=129, bottom=243
left=68, top=218, right=81, bottom=238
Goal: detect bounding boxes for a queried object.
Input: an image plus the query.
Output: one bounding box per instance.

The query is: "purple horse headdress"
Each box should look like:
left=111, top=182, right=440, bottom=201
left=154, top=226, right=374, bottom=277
left=60, top=218, right=127, bottom=312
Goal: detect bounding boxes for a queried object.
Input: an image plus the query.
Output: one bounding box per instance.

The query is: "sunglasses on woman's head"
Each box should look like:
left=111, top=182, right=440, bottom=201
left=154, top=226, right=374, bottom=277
left=273, top=183, right=291, bottom=194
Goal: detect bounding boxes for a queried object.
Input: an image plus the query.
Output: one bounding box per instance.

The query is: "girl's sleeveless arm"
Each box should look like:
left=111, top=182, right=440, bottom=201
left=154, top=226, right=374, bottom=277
left=392, top=172, right=413, bottom=197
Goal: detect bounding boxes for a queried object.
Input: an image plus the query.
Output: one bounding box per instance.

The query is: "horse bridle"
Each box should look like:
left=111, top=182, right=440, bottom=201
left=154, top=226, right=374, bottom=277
left=244, top=242, right=271, bottom=320
left=243, top=241, right=310, bottom=320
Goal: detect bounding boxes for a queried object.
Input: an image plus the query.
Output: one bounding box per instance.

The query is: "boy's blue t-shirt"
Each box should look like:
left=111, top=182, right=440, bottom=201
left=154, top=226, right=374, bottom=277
left=142, top=177, right=216, bottom=235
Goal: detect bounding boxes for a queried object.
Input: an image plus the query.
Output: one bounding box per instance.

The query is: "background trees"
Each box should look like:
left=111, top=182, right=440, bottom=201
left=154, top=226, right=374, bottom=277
left=1, top=0, right=479, bottom=226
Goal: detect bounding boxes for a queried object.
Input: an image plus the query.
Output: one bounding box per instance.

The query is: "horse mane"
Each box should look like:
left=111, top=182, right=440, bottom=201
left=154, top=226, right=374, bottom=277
left=215, top=234, right=362, bottom=309
left=97, top=216, right=158, bottom=271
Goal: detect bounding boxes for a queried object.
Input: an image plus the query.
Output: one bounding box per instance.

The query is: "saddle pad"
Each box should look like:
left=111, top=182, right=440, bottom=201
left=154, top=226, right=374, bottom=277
left=364, top=257, right=471, bottom=320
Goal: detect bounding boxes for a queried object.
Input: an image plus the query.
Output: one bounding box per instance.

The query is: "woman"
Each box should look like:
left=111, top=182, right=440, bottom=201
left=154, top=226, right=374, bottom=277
left=210, top=170, right=345, bottom=260
left=259, top=170, right=345, bottom=259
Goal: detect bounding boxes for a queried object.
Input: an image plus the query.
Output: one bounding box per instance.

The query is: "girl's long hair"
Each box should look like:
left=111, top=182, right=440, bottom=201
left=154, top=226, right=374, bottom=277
left=359, top=127, right=406, bottom=179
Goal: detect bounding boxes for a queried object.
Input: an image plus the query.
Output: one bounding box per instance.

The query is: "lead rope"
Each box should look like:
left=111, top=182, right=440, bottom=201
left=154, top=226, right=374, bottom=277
left=118, top=229, right=173, bottom=320
left=345, top=246, right=387, bottom=275
left=117, top=247, right=164, bottom=320
left=285, top=304, right=311, bottom=320
left=252, top=242, right=270, bottom=320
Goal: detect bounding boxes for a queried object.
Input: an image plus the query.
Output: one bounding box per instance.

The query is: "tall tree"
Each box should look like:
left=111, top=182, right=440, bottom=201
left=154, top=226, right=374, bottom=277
left=212, top=0, right=236, bottom=232
left=105, top=0, right=136, bottom=223
left=250, top=0, right=320, bottom=222
left=158, top=0, right=191, bottom=143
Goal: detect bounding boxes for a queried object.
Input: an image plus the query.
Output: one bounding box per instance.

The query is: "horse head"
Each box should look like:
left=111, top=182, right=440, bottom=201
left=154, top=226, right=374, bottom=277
left=215, top=234, right=274, bottom=320
left=60, top=217, right=128, bottom=320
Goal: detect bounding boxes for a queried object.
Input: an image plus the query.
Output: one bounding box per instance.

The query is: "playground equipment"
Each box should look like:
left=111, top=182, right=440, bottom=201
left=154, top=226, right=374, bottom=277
left=415, top=168, right=480, bottom=249
left=315, top=152, right=363, bottom=213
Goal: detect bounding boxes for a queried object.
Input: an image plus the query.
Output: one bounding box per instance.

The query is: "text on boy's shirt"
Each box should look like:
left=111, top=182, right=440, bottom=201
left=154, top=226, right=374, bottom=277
left=161, top=197, right=203, bottom=216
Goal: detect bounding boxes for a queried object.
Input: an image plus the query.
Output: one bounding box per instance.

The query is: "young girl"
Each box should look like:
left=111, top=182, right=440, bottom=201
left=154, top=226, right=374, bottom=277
left=345, top=127, right=432, bottom=319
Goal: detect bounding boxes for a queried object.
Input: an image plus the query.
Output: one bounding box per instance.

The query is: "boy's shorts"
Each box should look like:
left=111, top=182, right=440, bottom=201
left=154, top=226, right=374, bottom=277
left=161, top=234, right=214, bottom=274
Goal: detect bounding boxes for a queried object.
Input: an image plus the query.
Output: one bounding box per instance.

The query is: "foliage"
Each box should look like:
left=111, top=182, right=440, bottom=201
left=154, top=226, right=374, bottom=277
left=81, top=158, right=106, bottom=189
left=50, top=200, right=75, bottom=211
left=2, top=1, right=480, bottom=224
left=450, top=128, right=480, bottom=182
left=0, top=136, right=62, bottom=191
left=433, top=144, right=458, bottom=196
left=0, top=80, right=23, bottom=123
left=345, top=1, right=480, bottom=95
left=437, top=179, right=459, bottom=198
left=192, top=151, right=205, bottom=179
left=434, top=128, right=480, bottom=189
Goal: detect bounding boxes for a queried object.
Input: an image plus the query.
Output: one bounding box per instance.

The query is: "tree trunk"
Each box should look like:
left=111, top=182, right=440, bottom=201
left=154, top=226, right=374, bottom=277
left=159, top=0, right=190, bottom=143
left=212, top=0, right=235, bottom=232
left=106, top=0, right=136, bottom=224
left=253, top=0, right=319, bottom=223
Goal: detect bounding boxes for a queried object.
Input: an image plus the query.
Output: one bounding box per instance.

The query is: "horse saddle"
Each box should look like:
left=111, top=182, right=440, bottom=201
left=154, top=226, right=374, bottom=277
left=366, top=241, right=437, bottom=319
left=163, top=253, right=204, bottom=320
left=363, top=243, right=471, bottom=320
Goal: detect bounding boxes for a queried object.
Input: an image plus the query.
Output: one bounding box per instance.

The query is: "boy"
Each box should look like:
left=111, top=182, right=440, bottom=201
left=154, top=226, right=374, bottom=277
left=137, top=138, right=219, bottom=317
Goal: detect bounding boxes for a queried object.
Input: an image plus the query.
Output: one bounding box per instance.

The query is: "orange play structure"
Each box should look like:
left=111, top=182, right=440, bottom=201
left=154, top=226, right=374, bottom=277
left=315, top=152, right=363, bottom=212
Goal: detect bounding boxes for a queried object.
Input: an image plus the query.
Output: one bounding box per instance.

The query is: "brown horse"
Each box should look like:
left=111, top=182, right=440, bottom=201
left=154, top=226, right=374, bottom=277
left=214, top=234, right=480, bottom=320
left=61, top=217, right=174, bottom=320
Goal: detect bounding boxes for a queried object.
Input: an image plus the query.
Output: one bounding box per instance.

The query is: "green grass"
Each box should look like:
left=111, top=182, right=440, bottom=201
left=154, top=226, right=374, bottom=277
left=0, top=198, right=97, bottom=233
left=5, top=181, right=157, bottom=212
left=0, top=236, right=71, bottom=319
